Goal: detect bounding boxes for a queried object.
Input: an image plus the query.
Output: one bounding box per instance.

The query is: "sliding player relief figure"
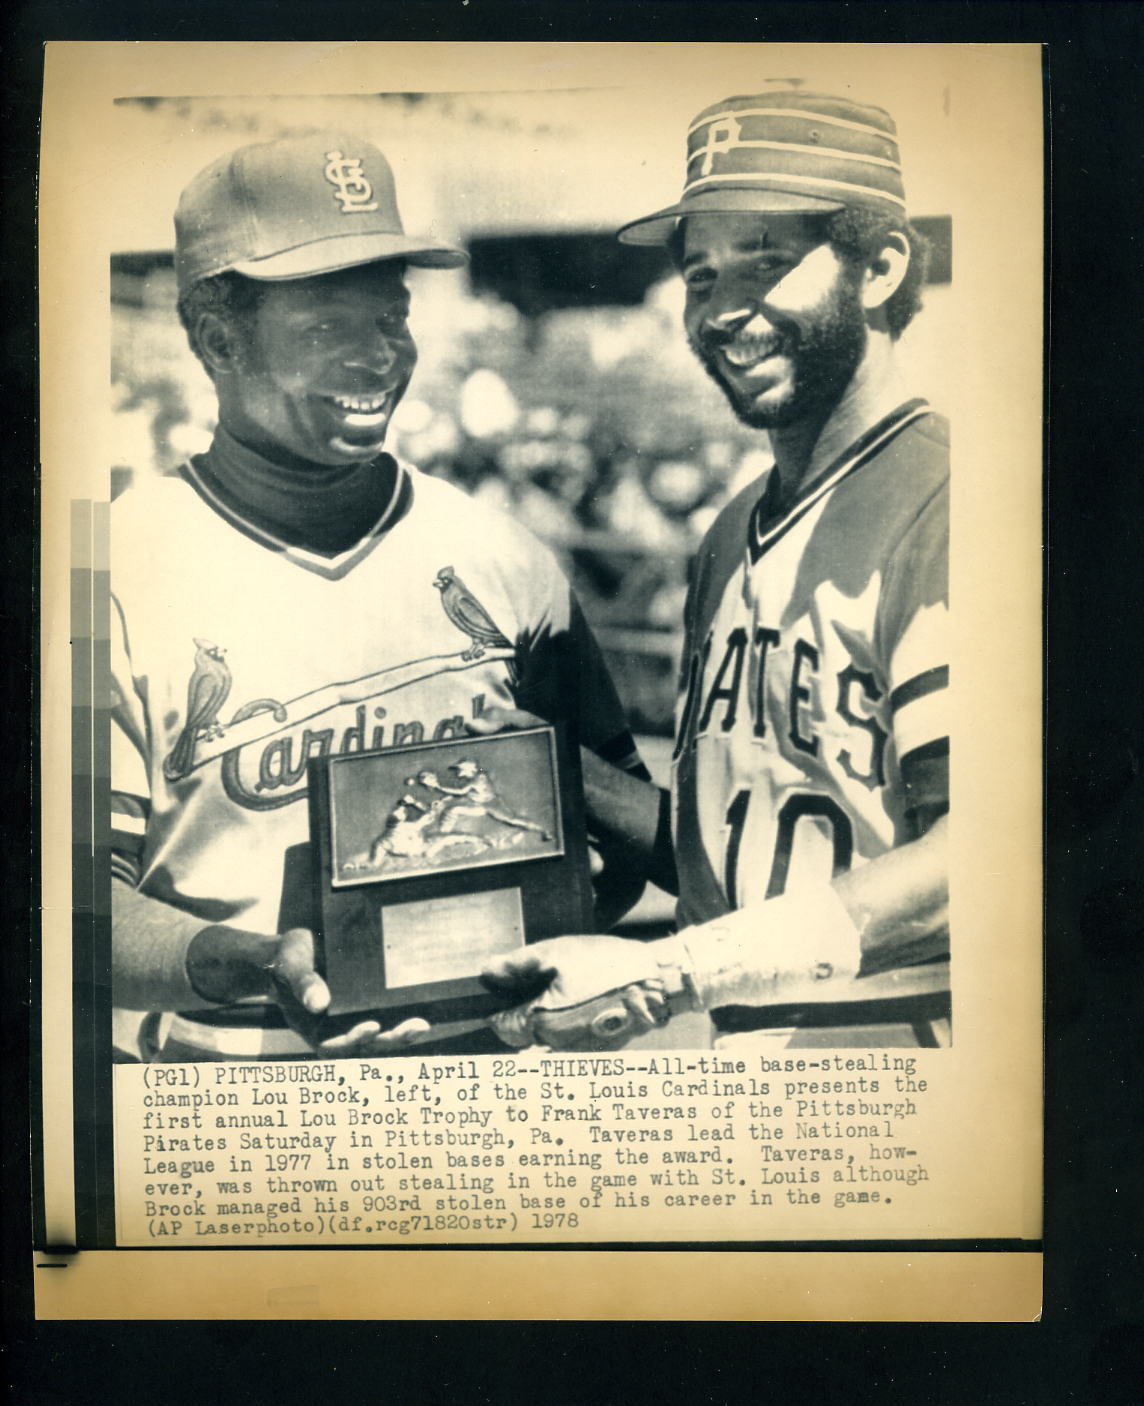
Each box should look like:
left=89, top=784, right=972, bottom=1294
left=482, top=91, right=950, bottom=1051
left=110, top=132, right=647, bottom=1061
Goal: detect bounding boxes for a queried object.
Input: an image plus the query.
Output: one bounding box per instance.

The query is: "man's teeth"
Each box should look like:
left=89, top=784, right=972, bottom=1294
left=723, top=345, right=780, bottom=368
left=331, top=394, right=389, bottom=413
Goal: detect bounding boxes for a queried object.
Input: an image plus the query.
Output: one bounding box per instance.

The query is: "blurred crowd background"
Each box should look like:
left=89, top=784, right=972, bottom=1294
left=110, top=86, right=952, bottom=739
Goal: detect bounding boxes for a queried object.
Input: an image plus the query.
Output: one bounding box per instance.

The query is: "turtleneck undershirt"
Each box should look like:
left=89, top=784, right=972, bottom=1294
left=188, top=423, right=401, bottom=556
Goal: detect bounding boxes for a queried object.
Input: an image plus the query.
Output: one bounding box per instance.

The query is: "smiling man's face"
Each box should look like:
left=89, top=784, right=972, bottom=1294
left=216, top=262, right=417, bottom=467
left=680, top=211, right=867, bottom=430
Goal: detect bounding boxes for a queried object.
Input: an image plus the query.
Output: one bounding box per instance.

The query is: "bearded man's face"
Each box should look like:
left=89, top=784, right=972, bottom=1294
left=681, top=212, right=867, bottom=429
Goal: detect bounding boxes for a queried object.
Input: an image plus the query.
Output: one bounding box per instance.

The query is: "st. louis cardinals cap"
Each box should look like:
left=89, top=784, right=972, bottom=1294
left=175, top=132, right=467, bottom=293
left=618, top=91, right=907, bottom=245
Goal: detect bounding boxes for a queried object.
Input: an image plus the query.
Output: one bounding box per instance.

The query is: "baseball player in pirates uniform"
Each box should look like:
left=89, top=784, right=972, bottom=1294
left=482, top=91, right=951, bottom=1050
left=111, top=134, right=644, bottom=1061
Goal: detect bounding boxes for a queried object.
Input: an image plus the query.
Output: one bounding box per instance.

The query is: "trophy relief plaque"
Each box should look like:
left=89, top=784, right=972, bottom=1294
left=308, top=724, right=595, bottom=1032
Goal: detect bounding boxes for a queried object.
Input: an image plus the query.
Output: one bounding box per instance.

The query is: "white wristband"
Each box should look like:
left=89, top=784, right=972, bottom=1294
left=673, top=885, right=863, bottom=1011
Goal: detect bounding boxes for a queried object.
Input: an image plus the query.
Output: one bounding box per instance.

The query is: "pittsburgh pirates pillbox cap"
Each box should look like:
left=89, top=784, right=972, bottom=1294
left=175, top=132, right=467, bottom=293
left=618, top=91, right=907, bottom=245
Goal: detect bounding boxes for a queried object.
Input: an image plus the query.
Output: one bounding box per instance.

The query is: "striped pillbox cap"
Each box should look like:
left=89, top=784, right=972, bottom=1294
left=618, top=91, right=907, bottom=245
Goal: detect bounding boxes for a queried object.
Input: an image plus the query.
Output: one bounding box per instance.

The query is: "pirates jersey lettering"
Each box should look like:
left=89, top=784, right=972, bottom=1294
left=682, top=621, right=890, bottom=785
left=673, top=402, right=949, bottom=930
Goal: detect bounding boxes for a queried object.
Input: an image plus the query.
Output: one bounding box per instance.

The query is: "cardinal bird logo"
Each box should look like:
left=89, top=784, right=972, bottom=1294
left=163, top=638, right=233, bottom=783
left=434, top=566, right=514, bottom=661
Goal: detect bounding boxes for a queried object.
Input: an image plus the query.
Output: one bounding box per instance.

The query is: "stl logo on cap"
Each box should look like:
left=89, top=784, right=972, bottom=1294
left=323, top=149, right=380, bottom=213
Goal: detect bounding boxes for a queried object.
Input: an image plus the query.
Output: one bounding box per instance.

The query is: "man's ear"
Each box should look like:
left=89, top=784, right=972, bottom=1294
left=861, top=231, right=911, bottom=312
left=195, top=312, right=242, bottom=377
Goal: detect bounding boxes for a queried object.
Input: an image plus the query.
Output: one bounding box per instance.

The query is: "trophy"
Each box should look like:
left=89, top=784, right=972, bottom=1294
left=307, top=724, right=594, bottom=1036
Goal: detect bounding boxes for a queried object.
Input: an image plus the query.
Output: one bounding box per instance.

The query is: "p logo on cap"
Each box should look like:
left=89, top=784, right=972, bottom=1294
left=618, top=91, right=908, bottom=246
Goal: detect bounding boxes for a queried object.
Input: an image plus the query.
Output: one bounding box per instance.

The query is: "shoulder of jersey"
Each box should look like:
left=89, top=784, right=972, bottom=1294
left=860, top=407, right=949, bottom=501
left=401, top=461, right=560, bottom=564
left=110, top=467, right=204, bottom=533
left=902, top=408, right=949, bottom=468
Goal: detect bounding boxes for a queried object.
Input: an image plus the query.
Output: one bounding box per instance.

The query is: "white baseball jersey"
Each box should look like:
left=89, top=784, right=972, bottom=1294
left=671, top=400, right=950, bottom=1043
left=110, top=458, right=638, bottom=1050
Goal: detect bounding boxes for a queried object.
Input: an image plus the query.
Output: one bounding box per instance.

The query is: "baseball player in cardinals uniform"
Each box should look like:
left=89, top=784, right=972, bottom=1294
left=481, top=91, right=951, bottom=1050
left=111, top=133, right=645, bottom=1060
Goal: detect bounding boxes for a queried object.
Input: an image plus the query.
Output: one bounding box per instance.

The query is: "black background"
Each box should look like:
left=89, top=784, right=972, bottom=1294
left=5, top=4, right=1143, bottom=1403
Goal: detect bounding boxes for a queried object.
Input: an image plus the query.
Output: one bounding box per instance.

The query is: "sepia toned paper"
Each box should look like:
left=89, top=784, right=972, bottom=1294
left=37, top=40, right=1043, bottom=1319
left=380, top=890, right=524, bottom=988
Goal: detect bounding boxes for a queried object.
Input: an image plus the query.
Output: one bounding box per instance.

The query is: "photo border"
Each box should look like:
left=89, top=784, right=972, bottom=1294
left=24, top=21, right=1056, bottom=1332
